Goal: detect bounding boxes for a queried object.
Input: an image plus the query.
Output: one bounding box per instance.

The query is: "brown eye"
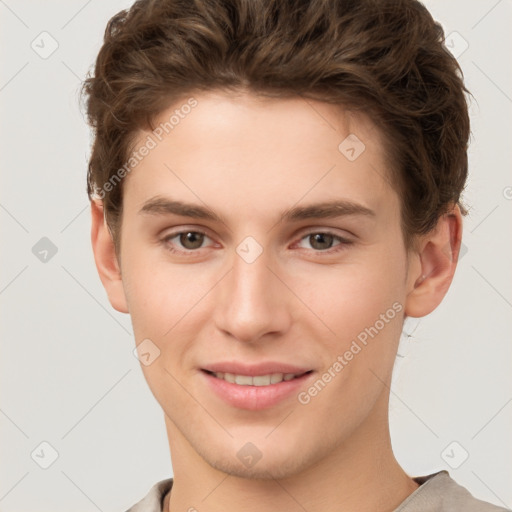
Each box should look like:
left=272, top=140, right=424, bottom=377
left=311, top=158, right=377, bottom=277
left=162, top=230, right=212, bottom=253
left=295, top=231, right=353, bottom=253
left=178, top=231, right=205, bottom=250
left=308, top=233, right=335, bottom=251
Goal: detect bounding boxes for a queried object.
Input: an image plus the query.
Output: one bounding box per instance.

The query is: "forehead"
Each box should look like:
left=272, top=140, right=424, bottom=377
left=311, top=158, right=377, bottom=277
left=123, top=91, right=397, bottom=221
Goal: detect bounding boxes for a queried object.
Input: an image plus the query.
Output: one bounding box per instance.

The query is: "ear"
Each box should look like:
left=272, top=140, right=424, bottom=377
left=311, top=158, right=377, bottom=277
left=90, top=199, right=129, bottom=314
left=404, top=204, right=463, bottom=318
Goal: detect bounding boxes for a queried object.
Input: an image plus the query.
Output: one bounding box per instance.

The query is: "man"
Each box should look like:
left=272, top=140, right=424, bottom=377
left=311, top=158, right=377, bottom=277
left=82, top=0, right=510, bottom=510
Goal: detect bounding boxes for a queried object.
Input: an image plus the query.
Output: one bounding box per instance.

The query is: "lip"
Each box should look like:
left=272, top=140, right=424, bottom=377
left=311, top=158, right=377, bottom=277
left=200, top=367, right=315, bottom=410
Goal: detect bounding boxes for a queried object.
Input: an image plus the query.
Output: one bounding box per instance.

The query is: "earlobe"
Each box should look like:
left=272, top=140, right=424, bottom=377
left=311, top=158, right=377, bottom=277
left=404, top=204, right=463, bottom=318
left=90, top=200, right=129, bottom=314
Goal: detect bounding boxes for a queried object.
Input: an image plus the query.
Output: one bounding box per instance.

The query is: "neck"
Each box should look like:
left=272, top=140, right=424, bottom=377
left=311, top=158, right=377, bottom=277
left=163, top=389, right=419, bottom=512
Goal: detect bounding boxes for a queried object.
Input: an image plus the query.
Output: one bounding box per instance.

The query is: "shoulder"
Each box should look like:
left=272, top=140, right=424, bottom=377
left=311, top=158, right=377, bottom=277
left=395, top=470, right=511, bottom=512
left=124, top=478, right=174, bottom=512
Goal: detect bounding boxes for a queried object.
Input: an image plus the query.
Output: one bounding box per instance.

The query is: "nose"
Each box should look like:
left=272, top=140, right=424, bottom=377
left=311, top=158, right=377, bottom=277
left=213, top=246, right=292, bottom=344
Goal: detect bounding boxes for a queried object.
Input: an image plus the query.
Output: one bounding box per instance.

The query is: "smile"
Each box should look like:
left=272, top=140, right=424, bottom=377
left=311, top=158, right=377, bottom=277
left=201, top=369, right=315, bottom=410
left=205, top=370, right=312, bottom=386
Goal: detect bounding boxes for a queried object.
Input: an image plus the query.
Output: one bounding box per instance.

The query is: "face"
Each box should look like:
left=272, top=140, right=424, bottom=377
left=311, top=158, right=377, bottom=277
left=114, top=91, right=417, bottom=479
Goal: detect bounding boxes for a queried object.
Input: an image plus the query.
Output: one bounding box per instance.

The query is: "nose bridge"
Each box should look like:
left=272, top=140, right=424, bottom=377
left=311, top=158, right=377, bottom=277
left=214, top=242, right=289, bottom=342
left=232, top=246, right=271, bottom=301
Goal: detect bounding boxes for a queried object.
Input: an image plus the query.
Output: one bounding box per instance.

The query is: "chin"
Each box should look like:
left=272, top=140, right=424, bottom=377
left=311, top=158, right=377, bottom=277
left=197, top=440, right=315, bottom=481
left=207, top=455, right=304, bottom=481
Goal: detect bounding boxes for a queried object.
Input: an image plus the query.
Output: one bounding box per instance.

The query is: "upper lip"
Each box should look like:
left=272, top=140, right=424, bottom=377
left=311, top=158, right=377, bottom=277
left=202, top=362, right=313, bottom=376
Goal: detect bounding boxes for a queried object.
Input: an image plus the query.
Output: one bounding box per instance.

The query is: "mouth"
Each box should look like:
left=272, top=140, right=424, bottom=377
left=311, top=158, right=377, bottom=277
left=200, top=368, right=316, bottom=410
left=201, top=369, right=314, bottom=386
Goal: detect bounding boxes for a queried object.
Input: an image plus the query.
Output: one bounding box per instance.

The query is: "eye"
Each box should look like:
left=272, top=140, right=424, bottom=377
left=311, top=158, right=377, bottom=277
left=161, top=229, right=353, bottom=255
left=162, top=230, right=214, bottom=253
left=296, top=231, right=353, bottom=252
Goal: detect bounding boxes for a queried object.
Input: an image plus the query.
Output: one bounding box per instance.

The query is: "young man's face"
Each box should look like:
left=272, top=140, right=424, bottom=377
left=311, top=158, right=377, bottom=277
left=94, top=91, right=438, bottom=479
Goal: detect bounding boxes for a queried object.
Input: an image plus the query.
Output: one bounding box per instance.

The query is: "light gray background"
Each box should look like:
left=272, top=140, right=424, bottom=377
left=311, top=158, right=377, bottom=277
left=1, top=1, right=511, bottom=510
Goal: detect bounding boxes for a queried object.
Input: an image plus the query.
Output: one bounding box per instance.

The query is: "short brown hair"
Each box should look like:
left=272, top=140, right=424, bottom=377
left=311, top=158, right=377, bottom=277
left=81, top=0, right=471, bottom=256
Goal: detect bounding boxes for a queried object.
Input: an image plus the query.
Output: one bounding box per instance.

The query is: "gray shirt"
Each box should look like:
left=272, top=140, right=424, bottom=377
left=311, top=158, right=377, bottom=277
left=125, top=470, right=511, bottom=511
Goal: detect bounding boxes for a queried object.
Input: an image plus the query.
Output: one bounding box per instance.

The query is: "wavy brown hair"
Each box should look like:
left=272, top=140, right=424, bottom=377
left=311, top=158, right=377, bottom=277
left=81, top=0, right=471, bottom=256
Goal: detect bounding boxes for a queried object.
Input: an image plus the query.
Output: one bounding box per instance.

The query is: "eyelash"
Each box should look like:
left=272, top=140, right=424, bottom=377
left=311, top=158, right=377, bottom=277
left=161, top=229, right=353, bottom=255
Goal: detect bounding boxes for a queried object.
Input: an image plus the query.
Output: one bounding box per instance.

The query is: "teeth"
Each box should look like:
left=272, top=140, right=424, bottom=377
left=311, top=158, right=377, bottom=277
left=270, top=373, right=283, bottom=384
left=252, top=375, right=271, bottom=386
left=213, top=372, right=300, bottom=386
left=235, top=374, right=253, bottom=385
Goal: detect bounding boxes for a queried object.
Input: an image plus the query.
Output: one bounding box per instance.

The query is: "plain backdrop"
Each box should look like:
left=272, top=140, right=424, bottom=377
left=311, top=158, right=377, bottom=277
left=1, top=1, right=511, bottom=510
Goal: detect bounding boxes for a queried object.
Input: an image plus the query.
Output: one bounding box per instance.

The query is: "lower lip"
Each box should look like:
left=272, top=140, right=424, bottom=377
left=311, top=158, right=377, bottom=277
left=201, top=370, right=314, bottom=410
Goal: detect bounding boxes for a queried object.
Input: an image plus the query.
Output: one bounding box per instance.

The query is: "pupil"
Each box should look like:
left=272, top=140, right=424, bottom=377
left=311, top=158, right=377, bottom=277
left=181, top=232, right=204, bottom=249
left=311, top=233, right=333, bottom=250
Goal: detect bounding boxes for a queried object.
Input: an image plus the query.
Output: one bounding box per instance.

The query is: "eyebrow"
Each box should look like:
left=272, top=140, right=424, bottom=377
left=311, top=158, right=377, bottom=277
left=138, top=196, right=376, bottom=223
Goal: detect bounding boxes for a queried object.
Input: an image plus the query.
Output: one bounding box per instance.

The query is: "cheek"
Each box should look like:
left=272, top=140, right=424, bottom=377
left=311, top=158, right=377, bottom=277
left=123, top=255, right=209, bottom=408
left=293, top=255, right=404, bottom=336
left=292, top=259, right=406, bottom=424
left=288, top=253, right=407, bottom=400
left=121, top=245, right=210, bottom=336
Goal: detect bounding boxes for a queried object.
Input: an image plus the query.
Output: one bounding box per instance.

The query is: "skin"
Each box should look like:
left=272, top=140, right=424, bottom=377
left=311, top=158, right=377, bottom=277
left=91, top=90, right=462, bottom=511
